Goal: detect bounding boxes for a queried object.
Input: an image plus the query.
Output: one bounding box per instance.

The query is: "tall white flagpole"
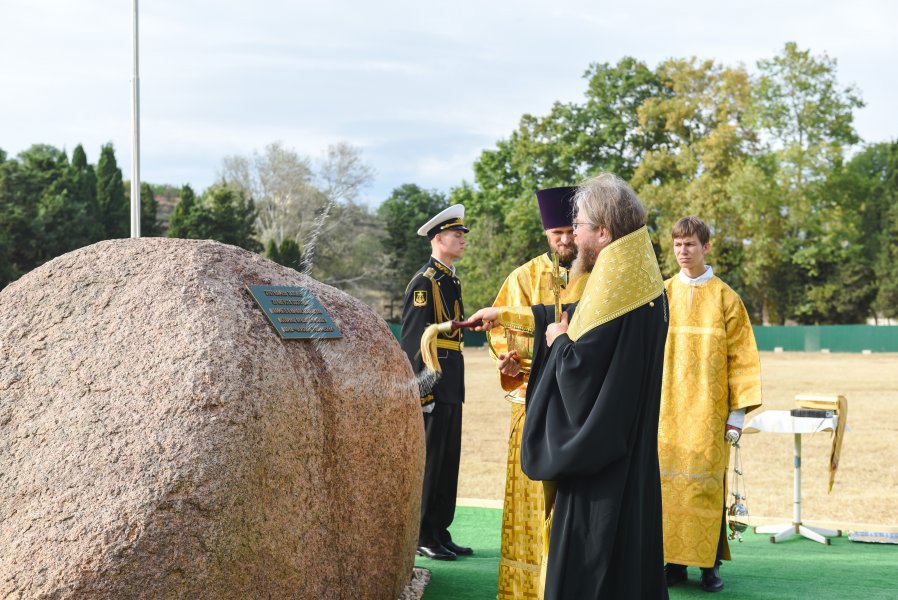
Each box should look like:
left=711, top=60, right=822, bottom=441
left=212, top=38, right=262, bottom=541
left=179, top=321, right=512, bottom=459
left=130, top=0, right=141, bottom=238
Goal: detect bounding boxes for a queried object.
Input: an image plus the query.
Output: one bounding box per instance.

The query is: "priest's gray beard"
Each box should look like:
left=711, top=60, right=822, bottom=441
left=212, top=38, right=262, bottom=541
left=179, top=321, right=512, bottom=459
left=570, top=241, right=599, bottom=281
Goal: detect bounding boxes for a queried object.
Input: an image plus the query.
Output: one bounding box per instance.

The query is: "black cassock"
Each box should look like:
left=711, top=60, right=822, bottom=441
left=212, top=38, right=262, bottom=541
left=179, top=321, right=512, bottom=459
left=521, top=297, right=669, bottom=600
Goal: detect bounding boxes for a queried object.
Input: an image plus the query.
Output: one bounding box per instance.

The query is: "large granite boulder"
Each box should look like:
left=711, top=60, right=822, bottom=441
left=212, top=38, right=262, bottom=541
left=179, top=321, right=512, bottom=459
left=0, top=238, right=424, bottom=599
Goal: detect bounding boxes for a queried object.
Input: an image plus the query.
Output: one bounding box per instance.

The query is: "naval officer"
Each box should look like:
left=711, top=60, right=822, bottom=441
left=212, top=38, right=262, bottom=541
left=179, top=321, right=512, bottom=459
left=400, top=204, right=473, bottom=561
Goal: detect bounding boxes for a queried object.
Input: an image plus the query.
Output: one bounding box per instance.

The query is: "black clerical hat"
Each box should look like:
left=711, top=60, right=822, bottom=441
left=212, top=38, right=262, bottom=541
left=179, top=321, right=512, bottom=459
left=536, top=186, right=576, bottom=230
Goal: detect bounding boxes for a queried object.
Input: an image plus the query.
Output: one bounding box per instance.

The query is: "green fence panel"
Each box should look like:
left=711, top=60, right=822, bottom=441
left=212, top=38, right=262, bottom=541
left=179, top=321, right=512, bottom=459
left=753, top=325, right=898, bottom=352
left=465, top=330, right=487, bottom=347
left=391, top=322, right=898, bottom=353
left=387, top=322, right=486, bottom=348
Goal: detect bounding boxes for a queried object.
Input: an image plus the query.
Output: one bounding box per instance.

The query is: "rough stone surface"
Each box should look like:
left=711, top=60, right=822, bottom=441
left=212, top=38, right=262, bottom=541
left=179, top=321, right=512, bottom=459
left=0, top=239, right=424, bottom=599
left=397, top=568, right=430, bottom=600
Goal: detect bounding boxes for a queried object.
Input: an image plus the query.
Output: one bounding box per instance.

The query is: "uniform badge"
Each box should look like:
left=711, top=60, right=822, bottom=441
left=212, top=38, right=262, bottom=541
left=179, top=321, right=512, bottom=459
left=414, top=290, right=428, bottom=307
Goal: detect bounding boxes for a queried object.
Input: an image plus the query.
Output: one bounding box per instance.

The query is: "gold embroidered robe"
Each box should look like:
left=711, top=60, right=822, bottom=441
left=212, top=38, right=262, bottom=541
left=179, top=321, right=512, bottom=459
left=659, top=275, right=762, bottom=567
left=488, top=253, right=580, bottom=600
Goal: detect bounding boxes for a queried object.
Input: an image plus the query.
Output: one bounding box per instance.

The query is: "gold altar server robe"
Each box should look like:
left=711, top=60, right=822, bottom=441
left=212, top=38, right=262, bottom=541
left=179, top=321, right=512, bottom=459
left=488, top=253, right=581, bottom=600
left=659, top=275, right=762, bottom=567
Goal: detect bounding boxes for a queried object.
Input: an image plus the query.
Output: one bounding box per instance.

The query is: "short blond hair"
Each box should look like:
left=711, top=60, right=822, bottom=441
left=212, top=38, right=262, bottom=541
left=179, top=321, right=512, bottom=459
left=574, top=173, right=646, bottom=240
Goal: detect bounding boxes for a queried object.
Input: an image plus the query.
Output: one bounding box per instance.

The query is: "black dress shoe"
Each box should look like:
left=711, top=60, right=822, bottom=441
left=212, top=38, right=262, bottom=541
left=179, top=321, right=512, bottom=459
left=443, top=540, right=473, bottom=556
left=665, top=563, right=688, bottom=587
left=416, top=544, right=456, bottom=561
left=700, top=566, right=724, bottom=592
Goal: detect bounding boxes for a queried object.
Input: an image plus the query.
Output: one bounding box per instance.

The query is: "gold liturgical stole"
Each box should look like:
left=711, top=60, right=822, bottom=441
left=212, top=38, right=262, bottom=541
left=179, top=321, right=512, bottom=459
left=493, top=227, right=662, bottom=340
left=796, top=394, right=848, bottom=492
left=566, top=226, right=664, bottom=341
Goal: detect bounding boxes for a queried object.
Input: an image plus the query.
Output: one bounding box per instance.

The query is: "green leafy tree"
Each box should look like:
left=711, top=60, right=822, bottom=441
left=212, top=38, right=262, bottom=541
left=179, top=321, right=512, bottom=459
left=630, top=57, right=757, bottom=307
left=96, top=143, right=128, bottom=239
left=788, top=193, right=876, bottom=324
left=455, top=189, right=547, bottom=310
left=875, top=203, right=898, bottom=320
left=0, top=147, right=23, bottom=287
left=751, top=43, right=866, bottom=322
left=754, top=42, right=863, bottom=196
left=167, top=184, right=196, bottom=239
left=453, top=58, right=671, bottom=309
left=196, top=183, right=260, bottom=251
left=264, top=238, right=281, bottom=264
left=377, top=184, right=448, bottom=318
left=472, top=57, right=663, bottom=202
left=166, top=183, right=261, bottom=252
left=1, top=144, right=106, bottom=287
left=11, top=146, right=75, bottom=270
left=452, top=57, right=668, bottom=310
left=37, top=161, right=101, bottom=261
left=69, top=144, right=102, bottom=242
left=276, top=238, right=302, bottom=270
left=139, top=182, right=161, bottom=237
left=263, top=236, right=302, bottom=271
left=725, top=159, right=792, bottom=322
left=873, top=142, right=898, bottom=319
left=842, top=142, right=898, bottom=283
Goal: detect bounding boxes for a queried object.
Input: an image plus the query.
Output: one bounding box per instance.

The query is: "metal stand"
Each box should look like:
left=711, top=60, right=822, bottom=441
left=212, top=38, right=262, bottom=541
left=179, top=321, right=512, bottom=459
left=753, top=434, right=841, bottom=544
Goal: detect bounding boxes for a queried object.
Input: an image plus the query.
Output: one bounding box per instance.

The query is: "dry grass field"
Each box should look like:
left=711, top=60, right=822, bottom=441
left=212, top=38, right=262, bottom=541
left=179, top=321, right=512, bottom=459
left=458, top=348, right=898, bottom=528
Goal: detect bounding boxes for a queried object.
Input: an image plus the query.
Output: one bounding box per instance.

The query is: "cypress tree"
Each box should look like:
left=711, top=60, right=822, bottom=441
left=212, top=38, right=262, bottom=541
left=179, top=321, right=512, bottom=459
left=96, top=143, right=127, bottom=239
left=265, top=238, right=281, bottom=263
left=140, top=182, right=161, bottom=236
left=69, top=144, right=102, bottom=242
left=277, top=238, right=302, bottom=271
left=167, top=184, right=196, bottom=239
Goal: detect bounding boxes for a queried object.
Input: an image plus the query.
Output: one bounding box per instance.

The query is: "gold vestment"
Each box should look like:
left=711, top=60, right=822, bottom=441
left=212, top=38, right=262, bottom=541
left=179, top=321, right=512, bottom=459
left=659, top=275, right=762, bottom=567
left=489, top=253, right=581, bottom=600
left=492, top=227, right=663, bottom=599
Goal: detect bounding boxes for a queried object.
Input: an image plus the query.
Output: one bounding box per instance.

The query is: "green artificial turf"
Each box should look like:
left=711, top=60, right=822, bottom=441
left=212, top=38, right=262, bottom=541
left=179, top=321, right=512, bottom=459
left=416, top=506, right=898, bottom=599
left=414, top=506, right=504, bottom=598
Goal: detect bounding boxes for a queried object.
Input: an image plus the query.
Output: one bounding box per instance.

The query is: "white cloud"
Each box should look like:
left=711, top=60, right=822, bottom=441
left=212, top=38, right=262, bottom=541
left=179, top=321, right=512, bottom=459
left=2, top=0, right=896, bottom=202
left=413, top=151, right=483, bottom=181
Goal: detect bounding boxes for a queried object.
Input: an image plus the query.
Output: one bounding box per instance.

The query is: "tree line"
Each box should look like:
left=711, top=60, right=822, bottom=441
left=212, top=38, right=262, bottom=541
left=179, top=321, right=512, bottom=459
left=3, top=43, right=897, bottom=324
left=0, top=143, right=161, bottom=287
left=435, top=43, right=898, bottom=324
left=0, top=141, right=387, bottom=309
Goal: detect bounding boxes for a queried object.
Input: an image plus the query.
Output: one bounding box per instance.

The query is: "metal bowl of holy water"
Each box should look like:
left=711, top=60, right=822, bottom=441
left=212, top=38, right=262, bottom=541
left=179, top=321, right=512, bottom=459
left=504, top=328, right=534, bottom=371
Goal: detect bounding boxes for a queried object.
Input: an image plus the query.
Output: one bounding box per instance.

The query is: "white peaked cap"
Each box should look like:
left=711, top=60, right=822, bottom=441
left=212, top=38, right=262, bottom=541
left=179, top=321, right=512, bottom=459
left=417, top=204, right=469, bottom=238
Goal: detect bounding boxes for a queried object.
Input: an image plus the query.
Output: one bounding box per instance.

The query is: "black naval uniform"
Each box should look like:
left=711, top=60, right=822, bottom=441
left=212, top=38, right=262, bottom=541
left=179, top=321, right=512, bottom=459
left=400, top=256, right=465, bottom=550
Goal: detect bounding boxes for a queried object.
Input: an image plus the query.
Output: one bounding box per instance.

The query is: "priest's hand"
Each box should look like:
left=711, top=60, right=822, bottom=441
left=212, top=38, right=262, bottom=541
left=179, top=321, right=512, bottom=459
left=498, top=351, right=521, bottom=377
left=468, top=307, right=499, bottom=331
left=545, top=311, right=569, bottom=347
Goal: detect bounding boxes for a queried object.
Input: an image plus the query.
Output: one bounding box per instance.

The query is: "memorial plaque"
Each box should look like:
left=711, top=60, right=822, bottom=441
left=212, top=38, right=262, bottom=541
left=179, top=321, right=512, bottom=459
left=246, top=284, right=342, bottom=339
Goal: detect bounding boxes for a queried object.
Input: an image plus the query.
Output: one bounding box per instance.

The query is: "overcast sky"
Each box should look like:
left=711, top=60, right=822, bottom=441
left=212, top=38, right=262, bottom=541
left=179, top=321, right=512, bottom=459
left=1, top=1, right=896, bottom=206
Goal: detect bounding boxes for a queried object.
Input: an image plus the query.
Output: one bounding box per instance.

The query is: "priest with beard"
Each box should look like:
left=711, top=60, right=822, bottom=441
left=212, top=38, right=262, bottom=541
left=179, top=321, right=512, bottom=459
left=469, top=173, right=669, bottom=599
left=487, top=186, right=585, bottom=599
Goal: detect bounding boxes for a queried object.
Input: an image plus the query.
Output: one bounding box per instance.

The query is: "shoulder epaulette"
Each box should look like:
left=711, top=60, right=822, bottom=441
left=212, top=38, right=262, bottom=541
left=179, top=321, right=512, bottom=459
left=405, top=268, right=434, bottom=295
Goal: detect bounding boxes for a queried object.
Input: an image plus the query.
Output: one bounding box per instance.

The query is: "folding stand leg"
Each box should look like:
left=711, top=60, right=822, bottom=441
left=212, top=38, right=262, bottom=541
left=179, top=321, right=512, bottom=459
left=755, top=435, right=839, bottom=545
left=798, top=526, right=830, bottom=545
left=754, top=523, right=795, bottom=543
